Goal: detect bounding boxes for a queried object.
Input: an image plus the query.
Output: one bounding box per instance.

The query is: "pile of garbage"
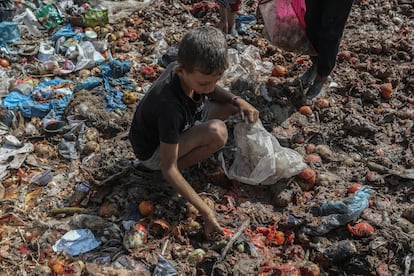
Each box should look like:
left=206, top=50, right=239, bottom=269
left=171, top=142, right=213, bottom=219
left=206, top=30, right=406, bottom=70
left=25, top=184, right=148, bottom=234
left=0, top=0, right=413, bottom=275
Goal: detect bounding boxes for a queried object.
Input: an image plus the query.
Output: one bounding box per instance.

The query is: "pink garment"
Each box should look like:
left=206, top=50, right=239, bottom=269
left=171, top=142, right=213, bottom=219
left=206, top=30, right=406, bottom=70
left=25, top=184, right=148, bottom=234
left=291, top=0, right=307, bottom=32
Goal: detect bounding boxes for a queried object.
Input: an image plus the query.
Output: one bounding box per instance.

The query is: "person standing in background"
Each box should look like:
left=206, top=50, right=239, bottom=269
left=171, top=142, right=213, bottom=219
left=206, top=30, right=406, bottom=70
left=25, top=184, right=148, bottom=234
left=300, top=0, right=354, bottom=99
left=216, top=0, right=242, bottom=36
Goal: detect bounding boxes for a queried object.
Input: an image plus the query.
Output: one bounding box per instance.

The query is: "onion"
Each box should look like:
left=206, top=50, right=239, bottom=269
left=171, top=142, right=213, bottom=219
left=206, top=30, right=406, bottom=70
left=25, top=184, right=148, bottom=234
left=380, top=83, right=392, bottom=99
left=314, top=98, right=329, bottom=109
left=0, top=59, right=10, bottom=68
left=338, top=50, right=352, bottom=62
left=347, top=183, right=362, bottom=194
left=306, top=154, right=321, bottom=164
left=299, top=105, right=313, bottom=117
left=306, top=143, right=316, bottom=154
left=138, top=200, right=156, bottom=217
left=271, top=65, right=287, bottom=77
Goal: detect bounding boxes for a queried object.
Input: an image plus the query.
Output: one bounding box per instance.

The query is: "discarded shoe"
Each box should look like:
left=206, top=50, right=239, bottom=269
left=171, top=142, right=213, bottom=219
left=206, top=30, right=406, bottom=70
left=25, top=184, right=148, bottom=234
left=43, top=120, right=67, bottom=134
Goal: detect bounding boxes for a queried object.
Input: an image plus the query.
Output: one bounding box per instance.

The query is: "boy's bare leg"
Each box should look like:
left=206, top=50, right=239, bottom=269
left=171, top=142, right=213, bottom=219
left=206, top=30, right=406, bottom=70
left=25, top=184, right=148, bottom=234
left=177, top=119, right=227, bottom=170
left=177, top=102, right=237, bottom=170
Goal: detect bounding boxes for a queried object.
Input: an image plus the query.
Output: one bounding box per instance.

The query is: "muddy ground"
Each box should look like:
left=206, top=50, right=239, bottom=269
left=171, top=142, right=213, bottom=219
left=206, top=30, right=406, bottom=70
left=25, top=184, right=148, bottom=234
left=0, top=0, right=413, bottom=275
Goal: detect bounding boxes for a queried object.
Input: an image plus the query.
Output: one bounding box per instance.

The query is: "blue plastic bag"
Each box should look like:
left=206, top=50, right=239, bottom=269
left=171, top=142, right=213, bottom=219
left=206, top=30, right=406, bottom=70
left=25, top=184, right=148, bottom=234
left=0, top=22, right=20, bottom=52
left=303, top=186, right=373, bottom=235
left=2, top=79, right=72, bottom=119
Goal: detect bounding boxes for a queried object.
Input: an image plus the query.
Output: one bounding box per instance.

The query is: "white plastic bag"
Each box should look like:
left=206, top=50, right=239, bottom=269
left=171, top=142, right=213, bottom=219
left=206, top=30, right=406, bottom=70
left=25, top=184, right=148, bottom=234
left=0, top=68, right=10, bottom=98
left=228, top=120, right=306, bottom=185
left=74, top=41, right=105, bottom=71
left=101, top=0, right=152, bottom=23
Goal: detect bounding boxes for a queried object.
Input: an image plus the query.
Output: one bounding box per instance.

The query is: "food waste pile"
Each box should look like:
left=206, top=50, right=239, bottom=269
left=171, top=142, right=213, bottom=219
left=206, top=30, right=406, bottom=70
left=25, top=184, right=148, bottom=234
left=0, top=0, right=413, bottom=275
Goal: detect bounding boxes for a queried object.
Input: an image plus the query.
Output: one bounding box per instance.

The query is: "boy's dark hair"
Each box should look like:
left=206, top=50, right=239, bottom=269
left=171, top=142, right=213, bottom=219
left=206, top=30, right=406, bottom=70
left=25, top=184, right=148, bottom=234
left=178, top=26, right=229, bottom=75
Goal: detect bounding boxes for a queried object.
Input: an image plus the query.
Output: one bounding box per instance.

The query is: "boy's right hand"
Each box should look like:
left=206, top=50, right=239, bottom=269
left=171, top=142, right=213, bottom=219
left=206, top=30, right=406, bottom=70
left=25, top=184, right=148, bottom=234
left=203, top=213, right=224, bottom=240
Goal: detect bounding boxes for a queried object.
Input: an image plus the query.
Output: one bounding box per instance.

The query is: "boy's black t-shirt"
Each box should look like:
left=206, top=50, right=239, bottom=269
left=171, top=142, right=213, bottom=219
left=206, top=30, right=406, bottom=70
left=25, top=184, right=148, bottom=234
left=129, top=62, right=205, bottom=161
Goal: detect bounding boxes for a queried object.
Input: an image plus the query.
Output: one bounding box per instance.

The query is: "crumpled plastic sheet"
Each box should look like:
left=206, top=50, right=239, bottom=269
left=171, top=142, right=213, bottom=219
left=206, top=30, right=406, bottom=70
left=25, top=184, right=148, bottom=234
left=58, top=138, right=80, bottom=160
left=303, top=186, right=373, bottom=235
left=0, top=22, right=20, bottom=54
left=0, top=143, right=34, bottom=180
left=153, top=255, right=178, bottom=276
left=53, top=229, right=101, bottom=256
left=101, top=59, right=135, bottom=111
left=2, top=79, right=73, bottom=119
left=74, top=76, right=103, bottom=92
left=52, top=23, right=85, bottom=42
left=225, top=119, right=306, bottom=185
left=236, top=14, right=257, bottom=34
left=74, top=41, right=105, bottom=71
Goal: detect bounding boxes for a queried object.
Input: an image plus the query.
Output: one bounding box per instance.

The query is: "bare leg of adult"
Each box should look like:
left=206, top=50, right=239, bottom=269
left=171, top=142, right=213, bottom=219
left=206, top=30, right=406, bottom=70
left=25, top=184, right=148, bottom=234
left=217, top=6, right=228, bottom=33
left=227, top=10, right=238, bottom=36
left=177, top=119, right=228, bottom=170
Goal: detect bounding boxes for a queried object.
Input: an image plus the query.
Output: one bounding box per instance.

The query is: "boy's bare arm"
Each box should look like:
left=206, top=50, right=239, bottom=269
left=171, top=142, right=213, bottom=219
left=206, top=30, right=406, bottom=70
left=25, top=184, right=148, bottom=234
left=209, top=85, right=260, bottom=123
left=208, top=85, right=236, bottom=104
left=159, top=142, right=223, bottom=236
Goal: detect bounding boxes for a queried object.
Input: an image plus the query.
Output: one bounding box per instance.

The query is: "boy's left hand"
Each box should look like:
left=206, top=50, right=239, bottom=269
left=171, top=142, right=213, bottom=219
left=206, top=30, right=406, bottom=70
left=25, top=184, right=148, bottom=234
left=237, top=99, right=259, bottom=123
left=203, top=213, right=224, bottom=240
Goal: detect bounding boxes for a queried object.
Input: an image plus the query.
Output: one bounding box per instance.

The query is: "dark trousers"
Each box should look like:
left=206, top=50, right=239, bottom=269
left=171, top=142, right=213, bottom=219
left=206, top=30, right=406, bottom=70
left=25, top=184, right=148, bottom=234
left=305, top=0, right=354, bottom=77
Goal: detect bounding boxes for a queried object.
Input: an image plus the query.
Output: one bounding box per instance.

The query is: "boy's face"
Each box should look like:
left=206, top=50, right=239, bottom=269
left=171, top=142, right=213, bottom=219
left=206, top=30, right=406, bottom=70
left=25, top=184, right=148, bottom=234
left=177, top=67, right=223, bottom=95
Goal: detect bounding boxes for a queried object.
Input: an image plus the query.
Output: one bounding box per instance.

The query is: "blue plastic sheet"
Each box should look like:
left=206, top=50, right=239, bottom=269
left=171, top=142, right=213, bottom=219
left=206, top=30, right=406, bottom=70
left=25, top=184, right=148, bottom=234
left=101, top=59, right=135, bottom=111
left=303, top=186, right=373, bottom=235
left=2, top=79, right=72, bottom=119
left=52, top=23, right=85, bottom=42
left=236, top=15, right=257, bottom=34
left=0, top=22, right=20, bottom=53
left=53, top=229, right=101, bottom=256
left=74, top=76, right=103, bottom=92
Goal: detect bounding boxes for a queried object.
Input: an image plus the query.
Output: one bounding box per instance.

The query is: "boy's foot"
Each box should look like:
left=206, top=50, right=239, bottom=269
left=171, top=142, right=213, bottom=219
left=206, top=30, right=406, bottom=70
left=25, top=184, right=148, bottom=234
left=306, top=77, right=326, bottom=99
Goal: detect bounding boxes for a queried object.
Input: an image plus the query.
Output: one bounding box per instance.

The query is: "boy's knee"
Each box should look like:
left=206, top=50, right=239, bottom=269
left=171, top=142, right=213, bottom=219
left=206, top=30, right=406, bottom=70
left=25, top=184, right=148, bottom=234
left=208, top=120, right=228, bottom=145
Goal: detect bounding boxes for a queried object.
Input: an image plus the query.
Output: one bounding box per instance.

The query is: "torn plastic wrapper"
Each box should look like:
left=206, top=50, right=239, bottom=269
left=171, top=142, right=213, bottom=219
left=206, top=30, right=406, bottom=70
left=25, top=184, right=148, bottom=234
left=0, top=143, right=34, bottom=180
left=53, top=229, right=101, bottom=256
left=31, top=169, right=53, bottom=186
